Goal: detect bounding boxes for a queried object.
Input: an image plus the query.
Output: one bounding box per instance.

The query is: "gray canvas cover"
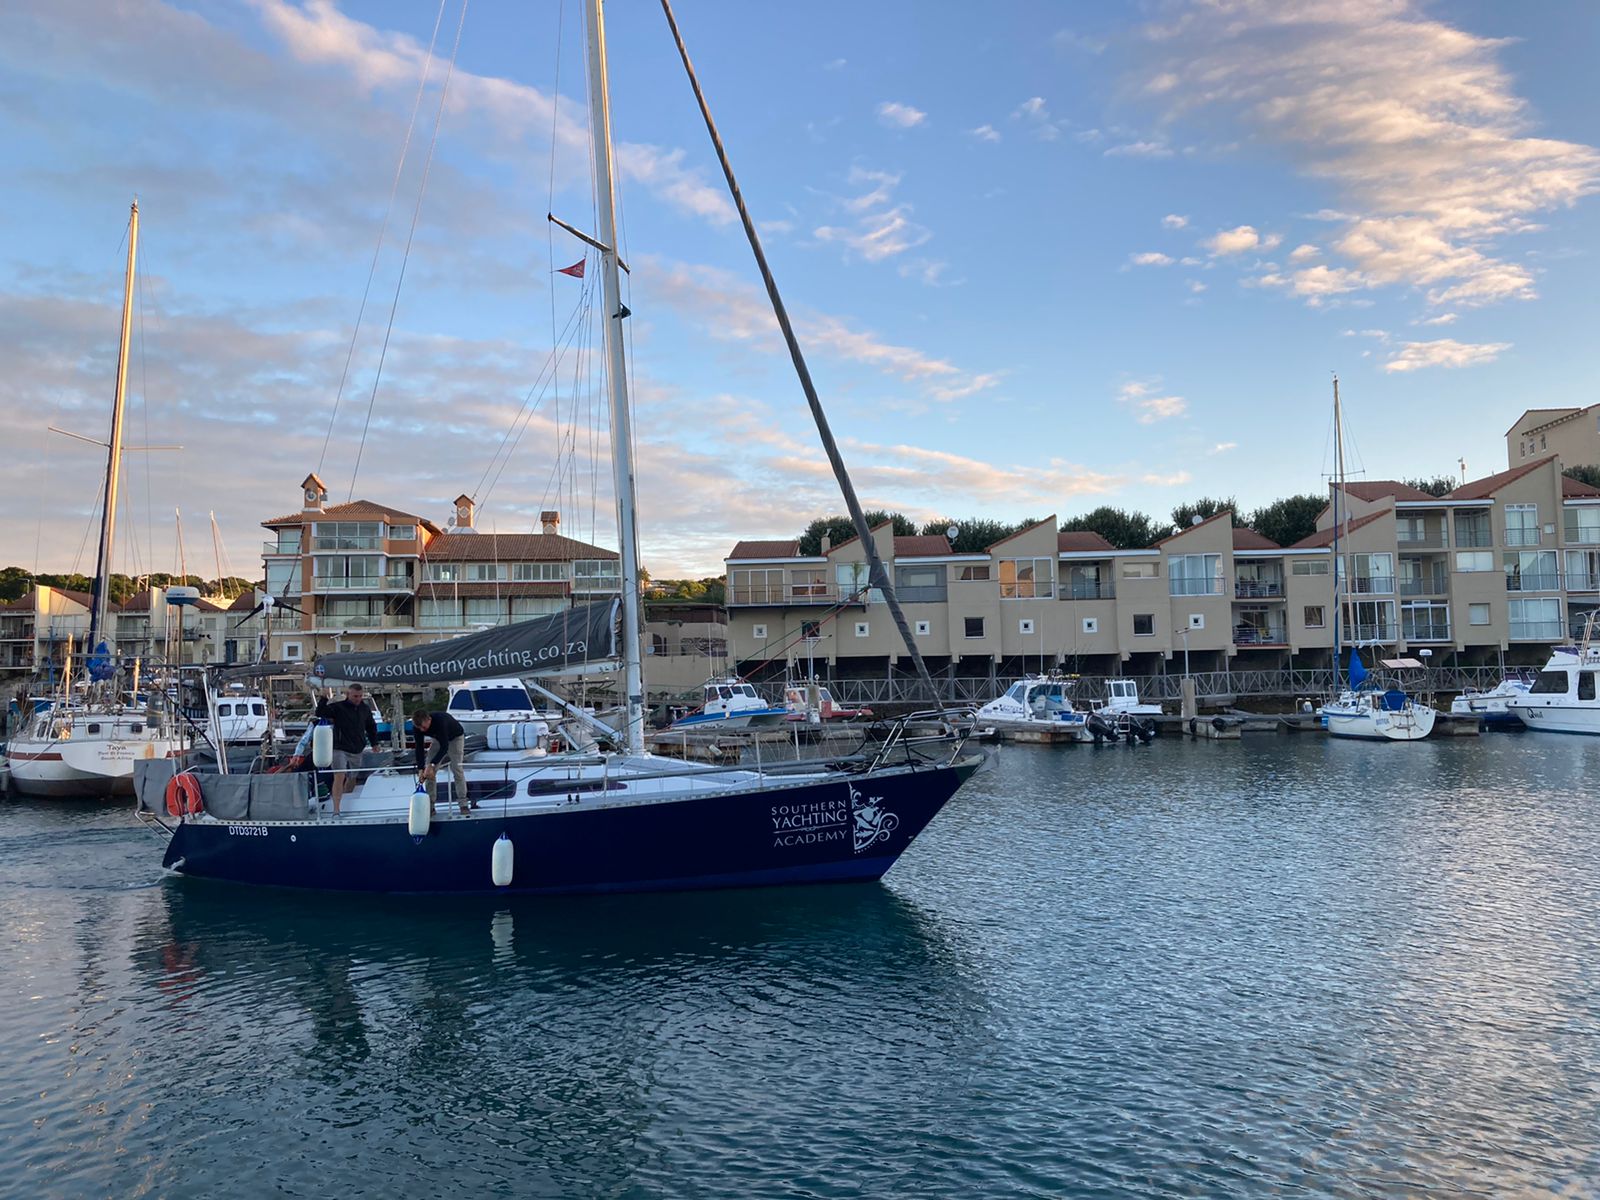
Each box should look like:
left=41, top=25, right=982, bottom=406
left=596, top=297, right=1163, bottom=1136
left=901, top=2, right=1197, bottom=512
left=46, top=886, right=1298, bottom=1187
left=133, top=758, right=178, bottom=814
left=309, top=600, right=619, bottom=685
left=199, top=774, right=252, bottom=820
left=249, top=775, right=314, bottom=821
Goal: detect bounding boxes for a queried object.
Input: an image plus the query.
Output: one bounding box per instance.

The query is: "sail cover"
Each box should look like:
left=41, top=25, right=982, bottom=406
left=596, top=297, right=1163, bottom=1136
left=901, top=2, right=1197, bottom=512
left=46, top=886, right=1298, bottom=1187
left=309, top=599, right=619, bottom=685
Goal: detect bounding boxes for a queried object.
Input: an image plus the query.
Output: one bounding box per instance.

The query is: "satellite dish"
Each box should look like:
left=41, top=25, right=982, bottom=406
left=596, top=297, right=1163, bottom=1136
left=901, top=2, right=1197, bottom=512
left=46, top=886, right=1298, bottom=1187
left=946, top=524, right=959, bottom=541
left=1191, top=514, right=1204, bottom=526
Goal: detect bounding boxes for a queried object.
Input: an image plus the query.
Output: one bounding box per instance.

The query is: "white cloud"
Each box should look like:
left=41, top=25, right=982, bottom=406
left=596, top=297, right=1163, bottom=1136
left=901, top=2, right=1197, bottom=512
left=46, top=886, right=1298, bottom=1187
left=824, top=58, right=847, bottom=72
left=1105, top=140, right=1173, bottom=158
left=1117, top=379, right=1188, bottom=423
left=1254, top=264, right=1370, bottom=304
left=1137, top=1, right=1600, bottom=308
left=1417, top=312, right=1458, bottom=326
left=1141, top=470, right=1193, bottom=486
left=1011, top=96, right=1061, bottom=141
left=1288, top=243, right=1320, bottom=262
left=970, top=124, right=1001, bottom=143
left=1208, top=442, right=1237, bottom=455
left=1129, top=251, right=1175, bottom=267
left=814, top=167, right=931, bottom=263
left=1383, top=338, right=1511, bottom=373
left=876, top=101, right=926, bottom=129
left=1187, top=279, right=1207, bottom=293
left=1162, top=213, right=1189, bottom=230
left=1205, top=224, right=1281, bottom=256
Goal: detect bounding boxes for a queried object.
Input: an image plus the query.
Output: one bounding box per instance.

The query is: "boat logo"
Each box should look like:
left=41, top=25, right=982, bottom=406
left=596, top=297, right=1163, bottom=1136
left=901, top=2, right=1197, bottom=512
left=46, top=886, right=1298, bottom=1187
left=849, top=783, right=899, bottom=854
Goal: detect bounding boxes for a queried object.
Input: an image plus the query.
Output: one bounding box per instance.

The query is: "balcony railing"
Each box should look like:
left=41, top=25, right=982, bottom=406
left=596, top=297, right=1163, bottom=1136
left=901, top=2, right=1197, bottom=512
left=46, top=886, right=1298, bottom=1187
left=1347, top=576, right=1395, bottom=594
left=1454, top=529, right=1493, bottom=548
left=263, top=541, right=302, bottom=556
left=1169, top=578, right=1224, bottom=597
left=1234, top=579, right=1283, bottom=599
left=1505, top=528, right=1542, bottom=547
left=1505, top=573, right=1562, bottom=592
left=1233, top=625, right=1287, bottom=646
left=1060, top=581, right=1114, bottom=600
left=313, top=535, right=384, bottom=550
left=312, top=574, right=414, bottom=592
left=573, top=577, right=623, bottom=591
left=1398, top=578, right=1448, bottom=597
left=894, top=585, right=949, bottom=604
left=311, top=614, right=410, bottom=629
left=1350, top=623, right=1396, bottom=641
left=1511, top=620, right=1564, bottom=640
left=1567, top=573, right=1600, bottom=593
left=728, top=585, right=844, bottom=606
left=1396, top=532, right=1446, bottom=549
left=1402, top=622, right=1452, bottom=641
left=1563, top=523, right=1600, bottom=546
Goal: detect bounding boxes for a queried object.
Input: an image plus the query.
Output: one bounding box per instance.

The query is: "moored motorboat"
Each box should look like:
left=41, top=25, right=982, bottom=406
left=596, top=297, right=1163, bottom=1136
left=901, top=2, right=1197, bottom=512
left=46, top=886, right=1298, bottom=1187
left=1508, top=636, right=1600, bottom=733
left=1451, top=676, right=1532, bottom=729
left=976, top=675, right=1091, bottom=742
left=671, top=677, right=788, bottom=730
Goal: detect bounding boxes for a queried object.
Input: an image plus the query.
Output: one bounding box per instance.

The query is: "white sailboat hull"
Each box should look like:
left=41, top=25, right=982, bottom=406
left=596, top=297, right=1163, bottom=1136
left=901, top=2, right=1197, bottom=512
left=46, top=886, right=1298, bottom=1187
left=1323, top=698, right=1437, bottom=741
left=8, top=735, right=184, bottom=797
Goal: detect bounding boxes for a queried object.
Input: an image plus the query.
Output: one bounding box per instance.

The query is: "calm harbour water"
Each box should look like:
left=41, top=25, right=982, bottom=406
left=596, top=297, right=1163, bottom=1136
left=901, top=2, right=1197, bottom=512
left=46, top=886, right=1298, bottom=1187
left=4, top=735, right=1600, bottom=1198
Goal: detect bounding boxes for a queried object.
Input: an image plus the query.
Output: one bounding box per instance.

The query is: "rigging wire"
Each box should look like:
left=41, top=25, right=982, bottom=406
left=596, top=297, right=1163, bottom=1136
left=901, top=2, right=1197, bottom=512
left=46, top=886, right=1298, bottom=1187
left=347, top=0, right=470, bottom=501
left=319, top=0, right=449, bottom=478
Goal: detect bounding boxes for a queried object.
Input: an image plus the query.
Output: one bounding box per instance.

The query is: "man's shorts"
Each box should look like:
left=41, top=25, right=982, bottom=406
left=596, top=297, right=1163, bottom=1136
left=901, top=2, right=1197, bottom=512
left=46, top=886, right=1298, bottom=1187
left=330, top=748, right=362, bottom=772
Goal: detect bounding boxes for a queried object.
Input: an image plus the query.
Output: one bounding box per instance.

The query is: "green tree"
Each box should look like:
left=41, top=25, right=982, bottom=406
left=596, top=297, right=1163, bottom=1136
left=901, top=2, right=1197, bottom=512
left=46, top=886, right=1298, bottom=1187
left=919, top=516, right=1038, bottom=553
left=0, top=566, right=33, bottom=602
left=1170, top=497, right=1240, bottom=530
left=796, top=510, right=915, bottom=555
left=1059, top=506, right=1160, bottom=550
left=1564, top=464, right=1600, bottom=489
left=1246, top=493, right=1326, bottom=548
left=1403, top=476, right=1457, bottom=498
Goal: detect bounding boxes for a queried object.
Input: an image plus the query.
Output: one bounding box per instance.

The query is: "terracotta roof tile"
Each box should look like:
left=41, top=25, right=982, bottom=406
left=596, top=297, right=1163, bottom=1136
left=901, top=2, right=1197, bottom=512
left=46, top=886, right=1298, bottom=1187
left=984, top=516, right=1058, bottom=552
left=1290, top=509, right=1390, bottom=548
left=727, top=539, right=803, bottom=560
left=1446, top=455, right=1557, bottom=500
left=1563, top=475, right=1600, bottom=498
left=1152, top=509, right=1233, bottom=547
left=262, top=499, right=440, bottom=530
left=1056, top=531, right=1115, bottom=553
left=892, top=535, right=953, bottom=557
left=1232, top=527, right=1281, bottom=550
left=1341, top=480, right=1439, bottom=502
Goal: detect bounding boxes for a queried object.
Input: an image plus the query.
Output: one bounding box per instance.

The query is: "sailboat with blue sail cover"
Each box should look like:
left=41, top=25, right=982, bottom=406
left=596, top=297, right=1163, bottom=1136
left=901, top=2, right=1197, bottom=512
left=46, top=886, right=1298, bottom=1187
left=134, top=0, right=979, bottom=894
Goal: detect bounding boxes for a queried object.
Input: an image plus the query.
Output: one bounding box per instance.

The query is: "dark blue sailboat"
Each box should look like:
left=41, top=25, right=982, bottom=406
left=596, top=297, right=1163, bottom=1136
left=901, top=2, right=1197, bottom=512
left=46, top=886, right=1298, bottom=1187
left=140, top=0, right=978, bottom=894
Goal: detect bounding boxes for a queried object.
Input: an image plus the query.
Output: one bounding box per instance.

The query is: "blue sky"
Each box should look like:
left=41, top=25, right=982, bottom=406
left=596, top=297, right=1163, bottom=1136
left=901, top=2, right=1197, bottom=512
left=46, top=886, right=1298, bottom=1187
left=1, top=0, right=1597, bottom=579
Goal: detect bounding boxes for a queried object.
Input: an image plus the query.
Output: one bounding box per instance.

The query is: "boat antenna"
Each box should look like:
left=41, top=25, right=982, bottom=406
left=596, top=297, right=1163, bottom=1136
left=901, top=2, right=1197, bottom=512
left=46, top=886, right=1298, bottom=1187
left=657, top=0, right=937, bottom=697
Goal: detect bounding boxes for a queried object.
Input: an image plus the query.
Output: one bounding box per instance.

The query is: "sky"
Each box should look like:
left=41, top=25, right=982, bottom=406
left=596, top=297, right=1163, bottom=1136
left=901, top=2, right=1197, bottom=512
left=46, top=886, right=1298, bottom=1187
left=1, top=0, right=1597, bottom=580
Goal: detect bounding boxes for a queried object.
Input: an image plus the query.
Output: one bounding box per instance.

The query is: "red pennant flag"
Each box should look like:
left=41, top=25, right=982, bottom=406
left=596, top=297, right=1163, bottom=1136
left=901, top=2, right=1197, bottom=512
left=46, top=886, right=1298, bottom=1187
left=556, top=258, right=586, bottom=278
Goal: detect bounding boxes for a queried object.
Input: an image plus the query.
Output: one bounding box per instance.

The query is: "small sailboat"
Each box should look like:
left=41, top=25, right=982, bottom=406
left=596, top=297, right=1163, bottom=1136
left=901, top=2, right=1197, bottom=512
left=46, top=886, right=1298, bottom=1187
left=1321, top=649, right=1437, bottom=741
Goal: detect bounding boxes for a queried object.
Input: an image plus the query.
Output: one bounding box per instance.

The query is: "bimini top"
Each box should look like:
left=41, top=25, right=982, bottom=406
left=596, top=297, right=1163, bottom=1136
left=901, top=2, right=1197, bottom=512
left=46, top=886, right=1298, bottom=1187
left=310, top=599, right=618, bottom=685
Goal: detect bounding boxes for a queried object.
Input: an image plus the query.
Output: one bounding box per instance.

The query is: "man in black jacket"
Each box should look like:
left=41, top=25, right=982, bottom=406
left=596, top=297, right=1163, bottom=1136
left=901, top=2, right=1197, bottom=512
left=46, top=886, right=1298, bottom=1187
left=316, top=683, right=380, bottom=815
left=412, top=709, right=470, bottom=817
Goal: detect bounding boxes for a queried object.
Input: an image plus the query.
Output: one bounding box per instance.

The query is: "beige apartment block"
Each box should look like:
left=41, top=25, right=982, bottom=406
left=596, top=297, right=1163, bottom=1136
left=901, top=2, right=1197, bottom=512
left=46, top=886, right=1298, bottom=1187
left=1507, top=405, right=1600, bottom=469
left=260, top=474, right=620, bottom=663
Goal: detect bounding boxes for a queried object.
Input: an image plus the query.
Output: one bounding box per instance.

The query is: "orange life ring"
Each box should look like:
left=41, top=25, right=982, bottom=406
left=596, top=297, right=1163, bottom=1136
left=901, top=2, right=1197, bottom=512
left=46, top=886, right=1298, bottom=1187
left=165, top=771, right=204, bottom=818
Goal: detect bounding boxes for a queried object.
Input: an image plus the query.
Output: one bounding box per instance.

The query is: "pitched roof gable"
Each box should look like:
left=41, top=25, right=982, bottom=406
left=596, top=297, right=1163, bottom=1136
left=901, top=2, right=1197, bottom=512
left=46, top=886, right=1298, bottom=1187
left=1152, top=509, right=1233, bottom=548
left=1290, top=509, right=1390, bottom=548
left=1232, top=527, right=1281, bottom=550
left=727, top=539, right=803, bottom=560
left=1056, top=530, right=1115, bottom=553
left=1342, top=480, right=1439, bottom=503
left=1446, top=455, right=1558, bottom=501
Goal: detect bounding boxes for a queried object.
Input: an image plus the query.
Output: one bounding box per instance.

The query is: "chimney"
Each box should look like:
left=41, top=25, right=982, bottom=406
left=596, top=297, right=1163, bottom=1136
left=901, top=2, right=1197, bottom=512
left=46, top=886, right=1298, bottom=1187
left=820, top=534, right=831, bottom=553
left=540, top=510, right=560, bottom=536
left=453, top=494, right=475, bottom=530
left=300, top=472, right=328, bottom=512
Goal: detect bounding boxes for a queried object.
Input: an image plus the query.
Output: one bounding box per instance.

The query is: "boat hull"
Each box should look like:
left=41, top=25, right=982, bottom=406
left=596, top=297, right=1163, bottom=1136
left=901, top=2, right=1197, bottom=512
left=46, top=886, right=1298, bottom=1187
left=1509, top=702, right=1600, bottom=735
left=671, top=709, right=787, bottom=731
left=1323, top=707, right=1436, bottom=741
left=8, top=738, right=184, bottom=797
left=161, top=758, right=979, bottom=895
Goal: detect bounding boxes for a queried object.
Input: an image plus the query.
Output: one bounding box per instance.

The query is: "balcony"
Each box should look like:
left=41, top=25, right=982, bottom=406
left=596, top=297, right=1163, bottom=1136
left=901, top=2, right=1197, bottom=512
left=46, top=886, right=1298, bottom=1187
left=1350, top=623, right=1396, bottom=641
left=894, top=585, right=949, bottom=604
left=1060, top=580, right=1114, bottom=601
left=1454, top=529, right=1493, bottom=548
left=1398, top=578, right=1448, bottom=597
left=728, top=585, right=844, bottom=606
left=1563, top=523, right=1600, bottom=546
left=263, top=540, right=302, bottom=556
left=314, top=535, right=384, bottom=551
left=1396, top=531, right=1447, bottom=549
left=1510, top=620, right=1564, bottom=640
left=1234, top=579, right=1283, bottom=599
left=1505, top=529, right=1542, bottom=547
left=572, top=577, right=623, bottom=592
left=310, top=614, right=410, bottom=630
left=1568, top=573, right=1600, bottom=593
left=1402, top=622, right=1452, bottom=642
left=1233, top=624, right=1287, bottom=646
left=1505, top=573, right=1562, bottom=592
left=311, top=573, right=415, bottom=593
left=1347, top=576, right=1395, bottom=595
left=1169, top=578, right=1224, bottom=597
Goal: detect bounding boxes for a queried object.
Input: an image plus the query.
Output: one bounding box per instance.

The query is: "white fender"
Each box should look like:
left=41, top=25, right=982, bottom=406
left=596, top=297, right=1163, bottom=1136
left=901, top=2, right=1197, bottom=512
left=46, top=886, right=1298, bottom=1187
left=408, top=785, right=431, bottom=837
left=491, top=834, right=514, bottom=887
left=311, top=723, right=333, bottom=769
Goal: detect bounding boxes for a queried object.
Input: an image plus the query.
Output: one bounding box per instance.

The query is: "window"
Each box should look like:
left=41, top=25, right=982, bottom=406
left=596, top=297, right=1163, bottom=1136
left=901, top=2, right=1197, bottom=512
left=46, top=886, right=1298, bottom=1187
left=313, top=521, right=383, bottom=550
left=964, top=617, right=985, bottom=639
left=1188, top=613, right=1205, bottom=630
left=1454, top=511, right=1491, bottom=548
left=510, top=597, right=564, bottom=619
left=998, top=557, right=1054, bottom=599
left=894, top=565, right=945, bottom=602
left=730, top=568, right=783, bottom=604
left=463, top=598, right=504, bottom=625
left=511, top=562, right=567, bottom=582
left=1082, top=617, right=1099, bottom=634
left=466, top=563, right=508, bottom=582
left=1455, top=551, right=1494, bottom=572
left=1581, top=672, right=1596, bottom=702
left=1132, top=613, right=1155, bottom=637
left=957, top=564, right=991, bottom=581
left=1304, top=606, right=1325, bottom=628
left=914, top=620, right=931, bottom=636
left=1348, top=553, right=1393, bottom=594
left=1351, top=600, right=1395, bottom=641
left=854, top=622, right=870, bottom=638
left=1122, top=561, right=1158, bottom=579
left=1508, top=597, right=1562, bottom=639
left=1065, top=565, right=1110, bottom=600
left=1396, top=515, right=1429, bottom=544
left=801, top=621, right=821, bottom=640
left=1469, top=603, right=1490, bottom=626
left=791, top=568, right=829, bottom=598
left=1018, top=618, right=1035, bottom=635
left=313, top=554, right=383, bottom=588
left=1567, top=550, right=1600, bottom=592
left=1529, top=670, right=1569, bottom=695
left=836, top=562, right=880, bottom=603
left=1168, top=554, right=1222, bottom=596
left=574, top=560, right=622, bottom=589
left=1504, top=551, right=1559, bottom=592
left=388, top=524, right=416, bottom=541
left=418, top=598, right=460, bottom=627
left=265, top=559, right=298, bottom=597
left=1506, top=504, right=1540, bottom=547
left=283, top=641, right=302, bottom=661
left=272, top=530, right=303, bottom=555
left=1401, top=602, right=1449, bottom=641
left=751, top=624, right=768, bottom=640
left=1291, top=559, right=1330, bottom=576
left=1565, top=507, right=1600, bottom=545
left=427, top=563, right=461, bottom=582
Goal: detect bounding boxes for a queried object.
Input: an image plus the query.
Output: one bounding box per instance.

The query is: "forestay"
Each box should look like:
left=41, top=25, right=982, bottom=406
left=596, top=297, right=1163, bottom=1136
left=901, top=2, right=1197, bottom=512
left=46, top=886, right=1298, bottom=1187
left=309, top=599, right=619, bottom=685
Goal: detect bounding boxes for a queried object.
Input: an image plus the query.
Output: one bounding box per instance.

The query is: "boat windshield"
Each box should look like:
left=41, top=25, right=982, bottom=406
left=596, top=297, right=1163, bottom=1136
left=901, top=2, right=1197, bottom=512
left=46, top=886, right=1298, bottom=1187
left=471, top=687, right=533, bottom=712
left=1529, top=670, right=1570, bottom=695
left=1005, top=684, right=1027, bottom=703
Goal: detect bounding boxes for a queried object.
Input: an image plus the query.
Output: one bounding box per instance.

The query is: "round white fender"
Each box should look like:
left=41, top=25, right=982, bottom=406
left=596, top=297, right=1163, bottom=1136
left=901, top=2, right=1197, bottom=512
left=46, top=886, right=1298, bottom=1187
left=312, top=723, right=333, bottom=769
left=408, top=785, right=430, bottom=837
left=491, top=834, right=514, bottom=887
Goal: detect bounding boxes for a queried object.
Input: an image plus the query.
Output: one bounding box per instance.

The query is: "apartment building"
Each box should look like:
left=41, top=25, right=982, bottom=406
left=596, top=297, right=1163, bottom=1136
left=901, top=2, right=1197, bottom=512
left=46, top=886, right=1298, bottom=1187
left=1507, top=404, right=1600, bottom=468
left=260, top=474, right=620, bottom=661
left=0, top=584, right=248, bottom=679
left=723, top=454, right=1600, bottom=680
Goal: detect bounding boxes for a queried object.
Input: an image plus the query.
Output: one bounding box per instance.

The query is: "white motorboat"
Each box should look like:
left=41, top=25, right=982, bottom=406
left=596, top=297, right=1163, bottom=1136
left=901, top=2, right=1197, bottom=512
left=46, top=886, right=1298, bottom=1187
left=1095, top=679, right=1163, bottom=717
left=1451, top=676, right=1532, bottom=728
left=671, top=678, right=788, bottom=730
left=444, top=678, right=561, bottom=737
left=976, top=676, right=1091, bottom=741
left=1508, top=639, right=1600, bottom=733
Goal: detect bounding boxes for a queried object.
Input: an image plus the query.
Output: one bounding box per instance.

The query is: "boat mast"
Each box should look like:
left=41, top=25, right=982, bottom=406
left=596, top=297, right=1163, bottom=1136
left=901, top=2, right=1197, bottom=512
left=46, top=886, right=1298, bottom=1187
left=1332, top=373, right=1347, bottom=665
left=582, top=0, right=646, bottom=755
left=88, top=200, right=139, bottom=657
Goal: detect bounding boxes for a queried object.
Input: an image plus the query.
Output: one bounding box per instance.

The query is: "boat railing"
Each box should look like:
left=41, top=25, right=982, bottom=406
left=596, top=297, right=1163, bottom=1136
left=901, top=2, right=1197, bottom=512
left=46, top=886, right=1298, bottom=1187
left=866, top=707, right=977, bottom=772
